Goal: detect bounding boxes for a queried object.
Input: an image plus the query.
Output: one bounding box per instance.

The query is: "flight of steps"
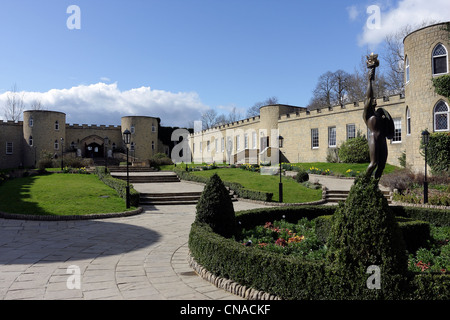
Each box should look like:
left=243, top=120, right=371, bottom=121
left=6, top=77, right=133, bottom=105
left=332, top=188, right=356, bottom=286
left=108, top=166, right=180, bottom=184
left=325, top=189, right=392, bottom=204
left=139, top=192, right=203, bottom=205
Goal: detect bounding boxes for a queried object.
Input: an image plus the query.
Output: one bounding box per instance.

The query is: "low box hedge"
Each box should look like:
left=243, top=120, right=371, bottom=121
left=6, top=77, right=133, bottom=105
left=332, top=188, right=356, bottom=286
left=94, top=167, right=140, bottom=207
left=315, top=215, right=431, bottom=253
left=189, top=205, right=450, bottom=300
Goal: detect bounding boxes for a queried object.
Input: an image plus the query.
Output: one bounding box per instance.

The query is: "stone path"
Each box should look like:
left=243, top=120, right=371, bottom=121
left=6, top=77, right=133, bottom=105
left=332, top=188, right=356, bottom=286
left=0, top=172, right=361, bottom=300
left=0, top=198, right=269, bottom=300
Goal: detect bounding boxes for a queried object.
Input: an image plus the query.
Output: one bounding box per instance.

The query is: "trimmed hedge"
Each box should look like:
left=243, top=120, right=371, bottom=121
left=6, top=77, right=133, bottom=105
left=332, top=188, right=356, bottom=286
left=174, top=168, right=273, bottom=202
left=189, top=205, right=450, bottom=300
left=94, top=167, right=140, bottom=207
left=315, top=215, right=431, bottom=253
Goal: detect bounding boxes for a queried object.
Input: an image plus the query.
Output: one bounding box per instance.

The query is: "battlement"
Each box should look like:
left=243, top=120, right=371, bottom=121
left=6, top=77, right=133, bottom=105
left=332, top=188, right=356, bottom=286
left=278, top=94, right=405, bottom=121
left=193, top=115, right=261, bottom=137
left=0, top=120, right=23, bottom=126
left=67, top=123, right=121, bottom=129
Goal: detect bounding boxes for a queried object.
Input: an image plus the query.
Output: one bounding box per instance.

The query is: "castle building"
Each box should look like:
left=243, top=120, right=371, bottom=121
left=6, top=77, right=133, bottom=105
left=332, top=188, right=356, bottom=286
left=189, top=22, right=450, bottom=173
left=1, top=22, right=449, bottom=172
left=0, top=111, right=172, bottom=169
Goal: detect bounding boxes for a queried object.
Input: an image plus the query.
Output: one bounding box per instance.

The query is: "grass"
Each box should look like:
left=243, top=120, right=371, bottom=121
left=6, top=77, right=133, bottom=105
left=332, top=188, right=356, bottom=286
left=190, top=168, right=322, bottom=203
left=0, top=173, right=135, bottom=216
left=289, top=162, right=399, bottom=176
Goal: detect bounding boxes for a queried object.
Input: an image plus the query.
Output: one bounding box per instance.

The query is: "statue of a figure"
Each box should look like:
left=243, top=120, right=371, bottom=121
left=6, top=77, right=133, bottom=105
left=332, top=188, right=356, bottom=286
left=363, top=53, right=395, bottom=179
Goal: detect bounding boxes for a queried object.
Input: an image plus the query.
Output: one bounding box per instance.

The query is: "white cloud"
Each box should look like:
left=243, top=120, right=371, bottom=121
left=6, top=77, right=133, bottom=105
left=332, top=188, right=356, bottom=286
left=357, top=0, right=450, bottom=49
left=0, top=82, right=209, bottom=127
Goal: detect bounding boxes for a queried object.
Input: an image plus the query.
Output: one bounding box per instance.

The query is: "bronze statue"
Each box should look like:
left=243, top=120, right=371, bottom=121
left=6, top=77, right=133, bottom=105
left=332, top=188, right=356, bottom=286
left=363, top=53, right=394, bottom=179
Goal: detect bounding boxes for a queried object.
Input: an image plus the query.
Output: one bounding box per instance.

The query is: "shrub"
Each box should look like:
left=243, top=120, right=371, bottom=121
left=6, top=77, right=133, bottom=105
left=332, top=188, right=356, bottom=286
left=380, top=169, right=415, bottom=193
left=432, top=74, right=450, bottom=98
left=94, top=166, right=140, bottom=207
left=326, top=175, right=408, bottom=299
left=294, top=169, right=309, bottom=183
left=195, top=173, right=236, bottom=238
left=338, top=135, right=370, bottom=163
left=149, top=153, right=173, bottom=168
left=421, top=132, right=450, bottom=174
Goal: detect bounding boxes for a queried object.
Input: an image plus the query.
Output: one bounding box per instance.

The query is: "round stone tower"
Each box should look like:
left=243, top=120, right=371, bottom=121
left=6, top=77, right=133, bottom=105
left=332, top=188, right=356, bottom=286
left=403, top=22, right=450, bottom=172
left=121, top=116, right=160, bottom=160
left=23, top=110, right=66, bottom=167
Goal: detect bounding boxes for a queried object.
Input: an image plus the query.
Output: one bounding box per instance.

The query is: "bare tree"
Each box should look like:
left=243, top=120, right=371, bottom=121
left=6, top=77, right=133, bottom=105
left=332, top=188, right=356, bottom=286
left=246, top=96, right=278, bottom=117
left=200, top=109, right=218, bottom=130
left=3, top=84, right=25, bottom=121
left=332, top=70, right=350, bottom=106
left=227, top=106, right=242, bottom=123
left=383, top=20, right=440, bottom=95
left=308, top=71, right=336, bottom=110
left=29, top=99, right=45, bottom=110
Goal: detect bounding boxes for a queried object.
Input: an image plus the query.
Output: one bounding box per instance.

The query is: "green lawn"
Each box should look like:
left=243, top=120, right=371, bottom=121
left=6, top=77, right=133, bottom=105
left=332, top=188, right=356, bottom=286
left=288, top=162, right=399, bottom=176
left=0, top=173, right=134, bottom=216
left=190, top=168, right=322, bottom=203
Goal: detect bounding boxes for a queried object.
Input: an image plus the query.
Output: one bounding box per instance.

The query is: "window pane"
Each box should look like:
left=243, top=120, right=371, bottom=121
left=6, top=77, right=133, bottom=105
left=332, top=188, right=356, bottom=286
left=435, top=101, right=448, bottom=112
left=433, top=44, right=446, bottom=56
left=393, top=119, right=402, bottom=142
left=434, top=56, right=447, bottom=74
left=328, top=127, right=336, bottom=147
left=347, top=124, right=356, bottom=139
left=436, top=114, right=448, bottom=130
left=311, top=129, right=319, bottom=148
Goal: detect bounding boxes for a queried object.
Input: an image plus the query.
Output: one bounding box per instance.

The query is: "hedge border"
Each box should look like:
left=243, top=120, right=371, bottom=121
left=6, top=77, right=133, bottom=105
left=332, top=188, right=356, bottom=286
left=188, top=205, right=450, bottom=300
left=94, top=167, right=140, bottom=207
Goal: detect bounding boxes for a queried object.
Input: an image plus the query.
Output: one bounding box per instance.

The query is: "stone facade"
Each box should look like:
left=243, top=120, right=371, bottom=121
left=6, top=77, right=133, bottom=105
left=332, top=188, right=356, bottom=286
left=189, top=22, right=450, bottom=173
left=0, top=111, right=170, bottom=169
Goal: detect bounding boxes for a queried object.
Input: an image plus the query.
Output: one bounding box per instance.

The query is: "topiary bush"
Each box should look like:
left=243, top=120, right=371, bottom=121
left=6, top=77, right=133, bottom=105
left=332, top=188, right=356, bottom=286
left=195, top=173, right=236, bottom=238
left=326, top=174, right=408, bottom=299
left=294, top=169, right=309, bottom=183
left=338, top=135, right=370, bottom=163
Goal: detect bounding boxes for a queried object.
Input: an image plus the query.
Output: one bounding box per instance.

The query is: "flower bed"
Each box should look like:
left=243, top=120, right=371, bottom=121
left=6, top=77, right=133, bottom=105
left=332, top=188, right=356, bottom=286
left=189, top=205, right=450, bottom=300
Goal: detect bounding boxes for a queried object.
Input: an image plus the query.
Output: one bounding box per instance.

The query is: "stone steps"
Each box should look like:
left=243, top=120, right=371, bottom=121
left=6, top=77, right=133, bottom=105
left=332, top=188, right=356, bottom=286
left=111, top=174, right=180, bottom=183
left=325, top=189, right=392, bottom=204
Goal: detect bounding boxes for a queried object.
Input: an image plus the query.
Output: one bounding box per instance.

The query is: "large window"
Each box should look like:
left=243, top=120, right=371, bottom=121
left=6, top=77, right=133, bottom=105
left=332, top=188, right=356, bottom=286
left=393, top=118, right=402, bottom=143
left=328, top=126, right=336, bottom=147
left=434, top=100, right=449, bottom=131
left=311, top=128, right=319, bottom=149
left=432, top=44, right=448, bottom=75
left=346, top=124, right=356, bottom=140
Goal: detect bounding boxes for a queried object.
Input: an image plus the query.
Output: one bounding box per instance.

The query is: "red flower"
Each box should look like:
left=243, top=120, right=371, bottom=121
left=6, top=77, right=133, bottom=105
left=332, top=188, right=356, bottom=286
left=275, top=238, right=287, bottom=247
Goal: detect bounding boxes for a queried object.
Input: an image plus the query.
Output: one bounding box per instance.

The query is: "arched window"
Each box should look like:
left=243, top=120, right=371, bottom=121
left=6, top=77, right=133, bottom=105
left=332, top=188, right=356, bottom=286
left=54, top=140, right=59, bottom=150
left=432, top=44, right=448, bottom=75
left=434, top=100, right=449, bottom=131
left=29, top=117, right=33, bottom=127
left=405, top=56, right=410, bottom=83
left=55, top=121, right=59, bottom=130
left=406, top=107, right=411, bottom=135
left=29, top=136, right=33, bottom=146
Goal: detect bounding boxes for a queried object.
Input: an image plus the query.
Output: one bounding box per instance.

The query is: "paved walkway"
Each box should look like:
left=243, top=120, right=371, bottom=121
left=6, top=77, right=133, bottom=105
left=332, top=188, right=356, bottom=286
left=0, top=173, right=360, bottom=300
left=0, top=193, right=269, bottom=300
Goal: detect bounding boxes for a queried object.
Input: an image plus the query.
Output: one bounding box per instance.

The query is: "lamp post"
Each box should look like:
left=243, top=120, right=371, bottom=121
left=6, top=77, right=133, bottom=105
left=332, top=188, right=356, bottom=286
left=278, top=135, right=284, bottom=203
left=422, top=130, right=430, bottom=204
left=104, top=136, right=109, bottom=174
left=60, top=138, right=64, bottom=171
left=123, top=130, right=131, bottom=209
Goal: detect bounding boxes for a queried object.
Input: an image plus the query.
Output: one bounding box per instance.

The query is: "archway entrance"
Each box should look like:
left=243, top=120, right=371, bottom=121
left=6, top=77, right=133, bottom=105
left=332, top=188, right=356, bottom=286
left=85, top=142, right=104, bottom=158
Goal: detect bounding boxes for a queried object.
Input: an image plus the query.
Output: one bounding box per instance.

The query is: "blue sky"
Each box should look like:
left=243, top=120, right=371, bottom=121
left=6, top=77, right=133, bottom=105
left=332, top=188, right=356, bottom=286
left=0, top=0, right=449, bottom=127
